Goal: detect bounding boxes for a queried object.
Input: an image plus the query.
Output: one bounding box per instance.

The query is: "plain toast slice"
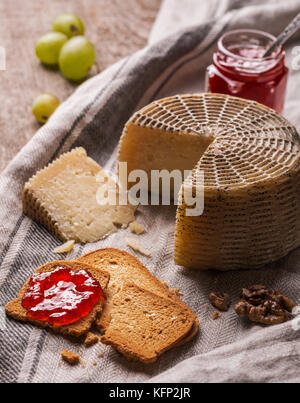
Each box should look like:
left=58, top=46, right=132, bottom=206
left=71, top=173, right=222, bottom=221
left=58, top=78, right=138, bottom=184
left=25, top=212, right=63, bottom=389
left=5, top=261, right=110, bottom=338
left=101, top=283, right=195, bottom=363
left=77, top=248, right=199, bottom=343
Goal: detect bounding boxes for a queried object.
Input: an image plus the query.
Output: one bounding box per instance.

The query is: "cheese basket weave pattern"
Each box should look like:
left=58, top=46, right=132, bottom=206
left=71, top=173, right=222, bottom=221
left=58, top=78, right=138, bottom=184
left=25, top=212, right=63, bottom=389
left=119, top=94, right=300, bottom=270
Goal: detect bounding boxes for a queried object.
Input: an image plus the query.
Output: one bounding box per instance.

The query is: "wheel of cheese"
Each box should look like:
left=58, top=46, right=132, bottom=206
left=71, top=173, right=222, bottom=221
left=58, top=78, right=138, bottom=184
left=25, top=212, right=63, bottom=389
left=118, top=94, right=300, bottom=270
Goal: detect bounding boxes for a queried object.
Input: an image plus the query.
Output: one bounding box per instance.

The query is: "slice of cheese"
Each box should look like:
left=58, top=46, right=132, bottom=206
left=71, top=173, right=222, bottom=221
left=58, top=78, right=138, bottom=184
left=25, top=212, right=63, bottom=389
left=118, top=94, right=300, bottom=270
left=23, top=148, right=136, bottom=243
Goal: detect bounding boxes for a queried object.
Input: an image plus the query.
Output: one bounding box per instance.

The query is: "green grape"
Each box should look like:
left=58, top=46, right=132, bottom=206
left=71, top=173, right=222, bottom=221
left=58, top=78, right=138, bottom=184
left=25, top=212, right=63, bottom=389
left=58, top=36, right=95, bottom=81
left=52, top=13, right=85, bottom=38
left=32, top=94, right=60, bottom=124
left=35, top=32, right=68, bottom=65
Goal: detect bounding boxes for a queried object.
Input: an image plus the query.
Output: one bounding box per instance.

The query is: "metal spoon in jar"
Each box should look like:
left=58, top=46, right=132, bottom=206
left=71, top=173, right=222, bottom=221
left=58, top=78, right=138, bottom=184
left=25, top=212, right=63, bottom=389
left=263, top=12, right=300, bottom=58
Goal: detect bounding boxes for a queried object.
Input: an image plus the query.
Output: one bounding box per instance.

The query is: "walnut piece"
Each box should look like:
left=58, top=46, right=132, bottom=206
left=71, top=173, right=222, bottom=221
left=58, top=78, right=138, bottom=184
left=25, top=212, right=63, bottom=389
left=235, top=285, right=295, bottom=326
left=209, top=292, right=231, bottom=311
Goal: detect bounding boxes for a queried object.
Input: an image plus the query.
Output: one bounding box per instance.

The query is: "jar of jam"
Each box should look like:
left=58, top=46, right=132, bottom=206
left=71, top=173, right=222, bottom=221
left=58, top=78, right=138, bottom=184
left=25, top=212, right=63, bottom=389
left=206, top=29, right=289, bottom=113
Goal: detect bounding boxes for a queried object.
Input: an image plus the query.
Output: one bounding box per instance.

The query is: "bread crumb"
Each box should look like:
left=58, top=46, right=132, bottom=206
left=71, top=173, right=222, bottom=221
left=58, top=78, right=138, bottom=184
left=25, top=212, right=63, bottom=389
left=129, top=221, right=145, bottom=235
left=61, top=350, right=80, bottom=366
left=203, top=303, right=209, bottom=310
left=93, top=361, right=97, bottom=367
left=170, top=288, right=183, bottom=297
left=212, top=311, right=220, bottom=321
left=53, top=240, right=75, bottom=254
left=98, top=353, right=104, bottom=358
left=84, top=332, right=99, bottom=347
left=126, top=238, right=151, bottom=257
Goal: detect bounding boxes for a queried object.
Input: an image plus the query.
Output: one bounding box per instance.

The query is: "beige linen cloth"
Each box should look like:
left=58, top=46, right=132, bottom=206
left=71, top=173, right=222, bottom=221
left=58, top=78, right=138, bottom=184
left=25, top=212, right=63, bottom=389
left=0, top=0, right=300, bottom=383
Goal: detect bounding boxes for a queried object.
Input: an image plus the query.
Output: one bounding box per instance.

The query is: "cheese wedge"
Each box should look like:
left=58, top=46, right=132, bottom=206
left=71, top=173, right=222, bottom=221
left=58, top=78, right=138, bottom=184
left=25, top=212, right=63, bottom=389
left=118, top=94, right=300, bottom=270
left=23, top=148, right=136, bottom=243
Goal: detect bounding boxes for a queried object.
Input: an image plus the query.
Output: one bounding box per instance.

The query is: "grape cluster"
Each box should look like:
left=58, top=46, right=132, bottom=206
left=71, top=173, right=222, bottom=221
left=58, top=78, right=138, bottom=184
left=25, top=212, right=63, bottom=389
left=33, top=13, right=96, bottom=124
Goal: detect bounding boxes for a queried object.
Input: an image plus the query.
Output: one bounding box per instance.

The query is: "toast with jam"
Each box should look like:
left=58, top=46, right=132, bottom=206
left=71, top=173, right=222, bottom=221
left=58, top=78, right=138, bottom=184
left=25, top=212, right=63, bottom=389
left=5, top=261, right=110, bottom=338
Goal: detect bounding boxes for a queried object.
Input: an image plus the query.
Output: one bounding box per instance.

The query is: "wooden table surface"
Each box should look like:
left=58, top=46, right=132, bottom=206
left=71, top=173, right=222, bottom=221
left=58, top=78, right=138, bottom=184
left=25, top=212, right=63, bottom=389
left=0, top=0, right=161, bottom=173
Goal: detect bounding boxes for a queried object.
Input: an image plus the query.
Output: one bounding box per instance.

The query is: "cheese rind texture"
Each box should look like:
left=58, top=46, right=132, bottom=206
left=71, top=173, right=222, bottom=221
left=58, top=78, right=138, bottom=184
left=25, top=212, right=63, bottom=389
left=118, top=94, right=300, bottom=270
left=23, top=148, right=136, bottom=243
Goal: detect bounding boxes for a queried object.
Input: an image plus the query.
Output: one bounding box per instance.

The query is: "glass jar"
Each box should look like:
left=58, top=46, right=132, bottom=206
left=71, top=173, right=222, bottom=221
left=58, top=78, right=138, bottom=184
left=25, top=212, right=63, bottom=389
left=205, top=29, right=289, bottom=113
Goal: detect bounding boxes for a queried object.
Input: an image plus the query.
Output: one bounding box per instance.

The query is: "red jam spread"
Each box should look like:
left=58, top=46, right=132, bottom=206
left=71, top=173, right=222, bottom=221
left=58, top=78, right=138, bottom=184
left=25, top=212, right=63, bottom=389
left=22, top=266, right=104, bottom=326
left=206, top=29, right=288, bottom=113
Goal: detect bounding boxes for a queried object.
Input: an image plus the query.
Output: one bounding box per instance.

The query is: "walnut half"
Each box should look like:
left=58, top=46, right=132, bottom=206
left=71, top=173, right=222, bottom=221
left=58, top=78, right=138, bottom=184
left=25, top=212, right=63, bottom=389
left=235, top=285, right=295, bottom=326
